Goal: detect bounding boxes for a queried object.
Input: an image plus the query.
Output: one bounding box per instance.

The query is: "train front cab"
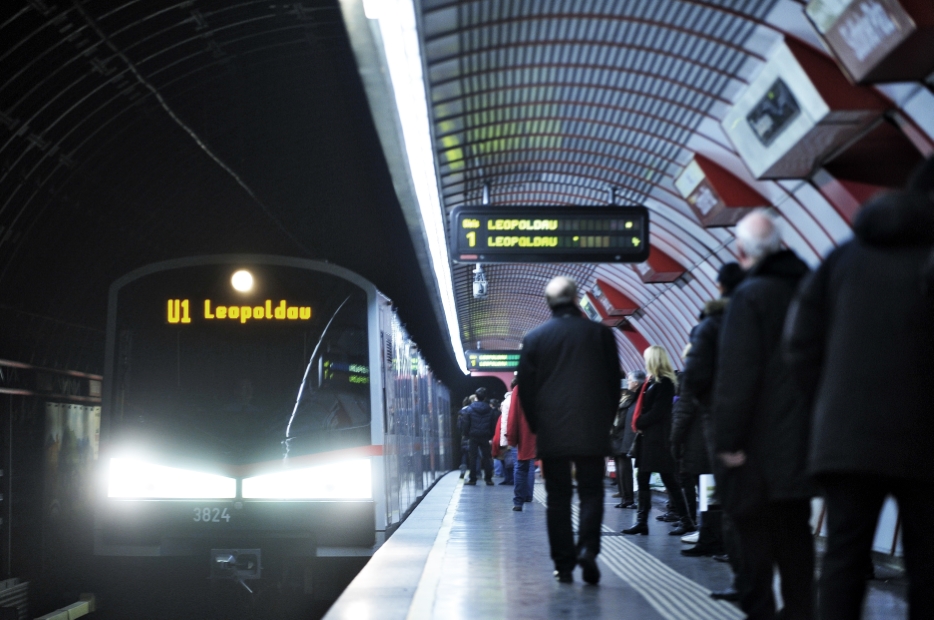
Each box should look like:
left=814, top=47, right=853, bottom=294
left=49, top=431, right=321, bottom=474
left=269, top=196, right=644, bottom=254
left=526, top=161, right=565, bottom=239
left=93, top=256, right=449, bottom=586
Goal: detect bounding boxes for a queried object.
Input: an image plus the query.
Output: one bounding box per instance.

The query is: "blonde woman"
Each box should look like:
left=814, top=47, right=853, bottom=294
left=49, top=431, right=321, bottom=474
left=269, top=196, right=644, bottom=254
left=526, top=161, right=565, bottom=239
left=622, top=345, right=689, bottom=535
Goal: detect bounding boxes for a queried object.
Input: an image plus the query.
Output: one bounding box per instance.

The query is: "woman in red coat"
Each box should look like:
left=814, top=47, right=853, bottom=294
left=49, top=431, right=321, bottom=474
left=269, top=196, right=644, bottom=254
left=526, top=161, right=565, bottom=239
left=506, top=386, right=538, bottom=511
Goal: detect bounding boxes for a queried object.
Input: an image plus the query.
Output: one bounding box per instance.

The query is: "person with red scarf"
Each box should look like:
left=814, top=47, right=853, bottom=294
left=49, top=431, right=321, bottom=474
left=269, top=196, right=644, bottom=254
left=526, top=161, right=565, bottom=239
left=622, top=345, right=688, bottom=536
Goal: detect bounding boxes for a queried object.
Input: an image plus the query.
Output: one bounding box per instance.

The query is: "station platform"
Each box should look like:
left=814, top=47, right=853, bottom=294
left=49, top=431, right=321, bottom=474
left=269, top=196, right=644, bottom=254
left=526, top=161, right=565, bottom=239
left=324, top=471, right=908, bottom=620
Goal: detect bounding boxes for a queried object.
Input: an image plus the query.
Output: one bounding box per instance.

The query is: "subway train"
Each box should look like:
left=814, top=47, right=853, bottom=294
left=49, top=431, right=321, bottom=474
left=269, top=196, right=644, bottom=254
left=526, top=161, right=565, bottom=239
left=94, top=255, right=451, bottom=578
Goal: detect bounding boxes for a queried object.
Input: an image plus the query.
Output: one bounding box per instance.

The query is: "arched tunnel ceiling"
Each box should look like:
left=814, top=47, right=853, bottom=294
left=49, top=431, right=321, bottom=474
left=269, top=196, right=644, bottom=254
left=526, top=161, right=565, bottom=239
left=398, top=0, right=934, bottom=371
left=0, top=0, right=465, bottom=385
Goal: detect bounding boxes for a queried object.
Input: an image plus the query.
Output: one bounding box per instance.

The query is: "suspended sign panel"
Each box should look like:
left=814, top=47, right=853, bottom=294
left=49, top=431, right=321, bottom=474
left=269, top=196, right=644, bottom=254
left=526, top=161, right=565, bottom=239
left=465, top=350, right=521, bottom=371
left=450, top=206, right=650, bottom=264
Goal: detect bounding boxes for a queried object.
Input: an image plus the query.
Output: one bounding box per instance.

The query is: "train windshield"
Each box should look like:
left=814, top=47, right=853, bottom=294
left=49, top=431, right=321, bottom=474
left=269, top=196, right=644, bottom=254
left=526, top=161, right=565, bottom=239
left=110, top=264, right=371, bottom=465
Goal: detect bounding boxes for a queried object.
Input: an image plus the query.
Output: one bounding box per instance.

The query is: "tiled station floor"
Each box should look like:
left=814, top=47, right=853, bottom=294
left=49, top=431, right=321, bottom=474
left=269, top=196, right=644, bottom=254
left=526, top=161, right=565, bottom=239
left=325, top=471, right=908, bottom=619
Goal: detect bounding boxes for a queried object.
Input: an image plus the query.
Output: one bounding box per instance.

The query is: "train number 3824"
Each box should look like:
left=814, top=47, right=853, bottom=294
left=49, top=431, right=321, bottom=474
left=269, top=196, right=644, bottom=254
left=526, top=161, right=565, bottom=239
left=193, top=507, right=231, bottom=523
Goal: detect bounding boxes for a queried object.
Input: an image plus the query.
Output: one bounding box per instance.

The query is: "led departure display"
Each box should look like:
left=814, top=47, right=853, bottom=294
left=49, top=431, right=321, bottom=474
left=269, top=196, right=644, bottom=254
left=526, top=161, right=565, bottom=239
left=450, top=206, right=650, bottom=263
left=465, top=350, right=521, bottom=371
left=166, top=299, right=312, bottom=324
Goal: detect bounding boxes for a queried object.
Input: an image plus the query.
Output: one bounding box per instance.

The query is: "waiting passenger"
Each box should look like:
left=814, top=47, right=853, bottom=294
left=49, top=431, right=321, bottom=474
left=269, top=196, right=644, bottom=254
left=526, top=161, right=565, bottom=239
left=505, top=383, right=537, bottom=511
left=610, top=370, right=645, bottom=509
left=622, top=345, right=688, bottom=536
left=516, top=276, right=620, bottom=585
left=784, top=156, right=934, bottom=620
left=461, top=388, right=496, bottom=486
left=675, top=262, right=746, bottom=604
left=457, top=395, right=477, bottom=480
left=713, top=210, right=814, bottom=619
left=496, top=381, right=516, bottom=485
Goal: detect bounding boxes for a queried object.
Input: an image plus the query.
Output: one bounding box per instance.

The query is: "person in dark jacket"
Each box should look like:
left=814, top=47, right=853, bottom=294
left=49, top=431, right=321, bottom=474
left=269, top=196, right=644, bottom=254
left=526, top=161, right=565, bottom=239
left=517, top=276, right=621, bottom=585
left=676, top=263, right=747, bottom=604
left=461, top=387, right=496, bottom=486
left=713, top=211, right=814, bottom=620
left=622, top=345, right=688, bottom=536
left=610, top=370, right=645, bottom=509
left=784, top=158, right=934, bottom=620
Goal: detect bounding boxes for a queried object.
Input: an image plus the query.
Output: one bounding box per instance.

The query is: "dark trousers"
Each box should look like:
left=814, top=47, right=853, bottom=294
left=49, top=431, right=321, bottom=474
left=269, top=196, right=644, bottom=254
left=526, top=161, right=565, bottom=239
left=733, top=500, right=814, bottom=620
left=541, top=456, right=605, bottom=572
left=615, top=455, right=634, bottom=503
left=679, top=472, right=698, bottom=525
left=513, top=459, right=536, bottom=506
left=467, top=438, right=493, bottom=482
left=721, top=509, right=747, bottom=593
left=636, top=470, right=686, bottom=523
left=818, top=473, right=933, bottom=620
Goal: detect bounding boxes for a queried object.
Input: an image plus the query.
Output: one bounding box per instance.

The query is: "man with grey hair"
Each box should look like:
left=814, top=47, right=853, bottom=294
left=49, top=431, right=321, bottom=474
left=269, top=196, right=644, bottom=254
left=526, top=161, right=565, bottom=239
left=712, top=210, right=815, bottom=618
left=517, top=276, right=621, bottom=585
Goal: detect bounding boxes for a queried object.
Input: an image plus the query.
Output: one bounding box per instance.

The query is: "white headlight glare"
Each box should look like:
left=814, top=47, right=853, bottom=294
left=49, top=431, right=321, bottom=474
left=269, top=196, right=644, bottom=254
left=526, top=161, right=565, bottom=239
left=241, top=459, right=372, bottom=499
left=108, top=457, right=236, bottom=499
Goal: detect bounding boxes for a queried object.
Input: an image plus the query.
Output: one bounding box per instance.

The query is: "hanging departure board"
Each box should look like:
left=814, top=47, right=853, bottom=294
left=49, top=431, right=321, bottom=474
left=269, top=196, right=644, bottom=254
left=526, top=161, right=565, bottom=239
left=465, top=350, right=521, bottom=371
left=450, top=206, right=650, bottom=263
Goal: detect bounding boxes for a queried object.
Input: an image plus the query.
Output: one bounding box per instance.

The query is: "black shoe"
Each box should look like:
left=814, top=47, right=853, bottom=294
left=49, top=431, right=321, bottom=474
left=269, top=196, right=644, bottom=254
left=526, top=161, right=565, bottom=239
left=669, top=523, right=697, bottom=536
left=459, top=471, right=465, bottom=479
left=464, top=480, right=477, bottom=486
left=710, top=588, right=740, bottom=601
left=681, top=545, right=721, bottom=557
left=577, top=552, right=600, bottom=585
left=554, top=570, right=573, bottom=583
left=656, top=512, right=680, bottom=522
left=622, top=522, right=649, bottom=535
left=499, top=480, right=512, bottom=485
left=712, top=554, right=729, bottom=563
left=485, top=479, right=494, bottom=486
left=512, top=505, right=522, bottom=512
left=623, top=502, right=637, bottom=509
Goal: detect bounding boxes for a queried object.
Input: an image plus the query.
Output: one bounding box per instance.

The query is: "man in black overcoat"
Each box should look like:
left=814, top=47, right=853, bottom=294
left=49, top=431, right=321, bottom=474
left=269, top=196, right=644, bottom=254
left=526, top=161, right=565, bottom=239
left=784, top=157, right=934, bottom=620
left=712, top=211, right=814, bottom=619
left=517, top=276, right=621, bottom=585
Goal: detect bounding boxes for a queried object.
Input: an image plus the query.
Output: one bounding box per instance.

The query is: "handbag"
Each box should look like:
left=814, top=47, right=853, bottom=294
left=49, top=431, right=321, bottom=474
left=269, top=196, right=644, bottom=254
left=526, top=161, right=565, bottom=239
left=627, top=433, right=642, bottom=460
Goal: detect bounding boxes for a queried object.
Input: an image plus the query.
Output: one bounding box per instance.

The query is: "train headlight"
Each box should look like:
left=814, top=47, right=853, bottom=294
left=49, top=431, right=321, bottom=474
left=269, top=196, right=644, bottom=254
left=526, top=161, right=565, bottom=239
left=241, top=459, right=372, bottom=499
left=107, top=458, right=237, bottom=499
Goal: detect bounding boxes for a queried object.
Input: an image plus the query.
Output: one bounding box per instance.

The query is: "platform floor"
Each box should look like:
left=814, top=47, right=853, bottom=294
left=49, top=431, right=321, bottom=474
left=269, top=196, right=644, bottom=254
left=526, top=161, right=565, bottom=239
left=325, top=471, right=908, bottom=619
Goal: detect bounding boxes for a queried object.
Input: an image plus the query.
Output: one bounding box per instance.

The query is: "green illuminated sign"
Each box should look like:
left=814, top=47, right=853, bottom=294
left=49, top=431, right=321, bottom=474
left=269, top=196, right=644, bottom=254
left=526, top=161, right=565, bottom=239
left=465, top=350, right=521, bottom=371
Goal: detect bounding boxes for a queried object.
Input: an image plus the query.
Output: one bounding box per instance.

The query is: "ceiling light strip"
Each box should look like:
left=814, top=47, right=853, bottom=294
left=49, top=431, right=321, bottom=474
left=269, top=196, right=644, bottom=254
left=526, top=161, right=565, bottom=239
left=360, top=0, right=467, bottom=373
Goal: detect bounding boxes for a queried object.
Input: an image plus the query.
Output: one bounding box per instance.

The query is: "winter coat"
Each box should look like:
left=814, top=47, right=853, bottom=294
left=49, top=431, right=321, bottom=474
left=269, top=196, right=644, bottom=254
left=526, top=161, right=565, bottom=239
left=784, top=190, right=934, bottom=481
left=516, top=304, right=621, bottom=458
left=670, top=299, right=727, bottom=475
left=713, top=249, right=814, bottom=502
left=671, top=396, right=711, bottom=476
left=461, top=400, right=496, bottom=440
left=610, top=389, right=639, bottom=456
left=634, top=376, right=677, bottom=474
left=505, top=387, right=537, bottom=461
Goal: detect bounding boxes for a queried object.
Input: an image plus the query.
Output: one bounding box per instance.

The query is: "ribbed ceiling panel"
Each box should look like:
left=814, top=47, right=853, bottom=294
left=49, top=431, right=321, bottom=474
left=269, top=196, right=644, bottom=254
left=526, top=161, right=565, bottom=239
left=420, top=0, right=785, bottom=358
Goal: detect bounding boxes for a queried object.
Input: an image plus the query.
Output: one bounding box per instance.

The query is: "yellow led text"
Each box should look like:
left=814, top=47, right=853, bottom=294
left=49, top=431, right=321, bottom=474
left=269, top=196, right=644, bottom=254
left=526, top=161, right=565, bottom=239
left=486, top=219, right=558, bottom=231
left=167, top=299, right=192, bottom=324
left=487, top=236, right=558, bottom=248
left=203, top=300, right=312, bottom=323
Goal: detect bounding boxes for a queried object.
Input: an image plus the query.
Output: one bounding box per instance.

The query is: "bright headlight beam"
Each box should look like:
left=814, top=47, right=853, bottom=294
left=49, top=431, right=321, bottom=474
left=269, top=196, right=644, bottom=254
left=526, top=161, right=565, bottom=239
left=242, top=459, right=373, bottom=500
left=107, top=458, right=236, bottom=499
left=365, top=0, right=468, bottom=373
